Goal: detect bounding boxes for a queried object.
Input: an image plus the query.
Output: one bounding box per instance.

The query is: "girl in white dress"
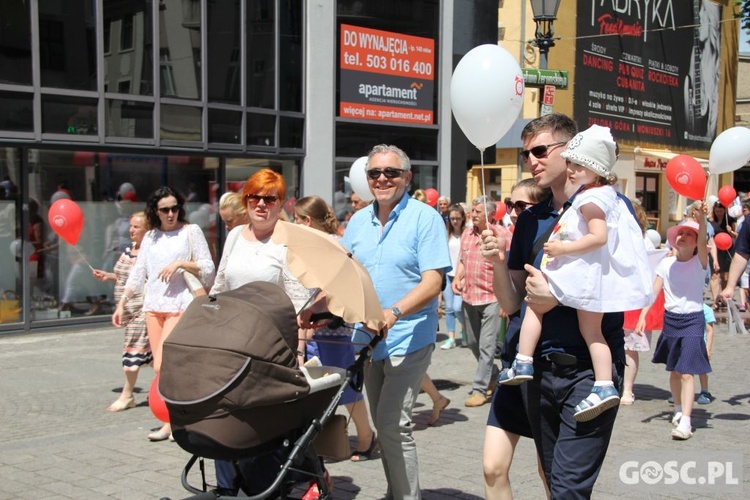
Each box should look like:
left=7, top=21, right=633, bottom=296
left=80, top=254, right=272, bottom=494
left=499, top=125, right=653, bottom=422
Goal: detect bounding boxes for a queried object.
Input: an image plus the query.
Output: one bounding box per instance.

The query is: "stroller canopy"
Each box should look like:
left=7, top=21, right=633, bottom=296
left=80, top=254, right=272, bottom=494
left=160, top=281, right=309, bottom=410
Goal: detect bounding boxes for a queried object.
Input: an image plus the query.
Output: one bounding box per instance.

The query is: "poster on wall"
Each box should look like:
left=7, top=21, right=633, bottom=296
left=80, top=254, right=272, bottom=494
left=339, top=24, right=435, bottom=125
left=574, top=1, right=722, bottom=149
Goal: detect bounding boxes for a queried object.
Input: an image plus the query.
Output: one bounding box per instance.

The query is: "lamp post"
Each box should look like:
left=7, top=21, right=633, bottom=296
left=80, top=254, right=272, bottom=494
left=529, top=0, right=561, bottom=70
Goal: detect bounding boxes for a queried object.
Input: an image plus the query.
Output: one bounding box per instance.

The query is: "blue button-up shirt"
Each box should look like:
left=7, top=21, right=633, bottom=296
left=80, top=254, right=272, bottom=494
left=342, top=193, right=451, bottom=361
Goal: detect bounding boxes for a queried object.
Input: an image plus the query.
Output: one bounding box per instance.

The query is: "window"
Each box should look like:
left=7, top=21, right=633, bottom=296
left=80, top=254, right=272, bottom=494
left=120, top=13, right=134, bottom=51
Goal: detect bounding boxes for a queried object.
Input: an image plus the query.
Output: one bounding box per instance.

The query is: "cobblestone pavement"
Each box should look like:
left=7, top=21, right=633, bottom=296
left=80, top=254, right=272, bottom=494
left=0, top=322, right=748, bottom=499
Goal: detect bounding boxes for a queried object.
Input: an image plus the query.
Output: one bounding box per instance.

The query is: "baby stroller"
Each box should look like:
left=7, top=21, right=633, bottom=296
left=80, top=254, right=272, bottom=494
left=159, top=281, right=380, bottom=499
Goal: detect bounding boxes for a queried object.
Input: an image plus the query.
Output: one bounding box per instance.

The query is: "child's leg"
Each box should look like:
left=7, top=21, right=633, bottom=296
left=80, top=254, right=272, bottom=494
left=518, top=308, right=543, bottom=358
left=699, top=373, right=709, bottom=392
left=577, top=310, right=612, bottom=383
left=498, top=309, right=541, bottom=385
left=672, top=371, right=695, bottom=438
left=680, top=373, right=695, bottom=418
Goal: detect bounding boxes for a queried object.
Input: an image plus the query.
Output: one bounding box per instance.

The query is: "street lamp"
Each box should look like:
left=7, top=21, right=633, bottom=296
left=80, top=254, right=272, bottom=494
left=529, top=0, right=561, bottom=69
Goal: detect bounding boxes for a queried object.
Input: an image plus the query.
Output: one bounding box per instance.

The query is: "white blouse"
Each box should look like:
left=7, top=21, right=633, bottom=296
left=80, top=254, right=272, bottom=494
left=125, top=224, right=215, bottom=313
left=210, top=225, right=314, bottom=313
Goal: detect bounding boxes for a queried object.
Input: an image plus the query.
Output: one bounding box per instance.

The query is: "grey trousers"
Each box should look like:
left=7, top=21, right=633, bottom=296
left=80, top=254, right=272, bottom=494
left=463, top=301, right=501, bottom=393
left=365, top=343, right=434, bottom=500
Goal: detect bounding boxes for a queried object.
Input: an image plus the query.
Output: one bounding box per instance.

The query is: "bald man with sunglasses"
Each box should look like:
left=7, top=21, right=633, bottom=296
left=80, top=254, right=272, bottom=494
left=480, top=113, right=627, bottom=499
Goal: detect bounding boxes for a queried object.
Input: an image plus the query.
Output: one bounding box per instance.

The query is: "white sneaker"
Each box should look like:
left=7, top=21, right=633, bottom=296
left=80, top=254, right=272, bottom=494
left=671, top=412, right=683, bottom=427
left=440, top=338, right=456, bottom=350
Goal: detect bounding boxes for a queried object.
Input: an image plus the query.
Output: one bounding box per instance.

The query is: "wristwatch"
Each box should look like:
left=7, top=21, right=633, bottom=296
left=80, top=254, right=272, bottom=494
left=390, top=306, right=403, bottom=320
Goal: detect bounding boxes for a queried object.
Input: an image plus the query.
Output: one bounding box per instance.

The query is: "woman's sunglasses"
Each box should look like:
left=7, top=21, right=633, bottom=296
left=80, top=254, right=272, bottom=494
left=157, top=205, right=180, bottom=214
left=511, top=201, right=534, bottom=212
left=519, top=141, right=567, bottom=162
left=366, top=167, right=404, bottom=180
left=245, top=194, right=279, bottom=206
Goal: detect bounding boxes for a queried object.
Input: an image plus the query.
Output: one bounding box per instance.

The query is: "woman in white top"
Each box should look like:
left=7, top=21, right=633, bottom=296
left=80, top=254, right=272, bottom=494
left=113, top=186, right=214, bottom=441
left=440, top=203, right=466, bottom=350
left=209, top=170, right=323, bottom=495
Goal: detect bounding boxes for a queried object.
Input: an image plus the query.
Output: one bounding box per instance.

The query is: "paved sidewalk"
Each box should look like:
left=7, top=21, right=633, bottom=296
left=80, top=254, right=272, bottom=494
left=0, top=322, right=748, bottom=499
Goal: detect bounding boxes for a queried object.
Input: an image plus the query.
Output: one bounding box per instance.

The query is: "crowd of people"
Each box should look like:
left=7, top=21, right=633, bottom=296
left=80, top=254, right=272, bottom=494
left=91, top=112, right=741, bottom=499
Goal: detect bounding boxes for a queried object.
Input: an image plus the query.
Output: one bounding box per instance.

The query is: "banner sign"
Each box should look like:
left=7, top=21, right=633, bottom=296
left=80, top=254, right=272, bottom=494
left=339, top=24, right=435, bottom=125
left=574, top=1, right=722, bottom=149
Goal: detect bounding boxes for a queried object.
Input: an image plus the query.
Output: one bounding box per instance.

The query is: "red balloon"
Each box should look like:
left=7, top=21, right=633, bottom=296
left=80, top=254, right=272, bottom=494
left=494, top=202, right=507, bottom=221
left=718, top=185, right=737, bottom=208
left=424, top=188, right=439, bottom=207
left=149, top=374, right=170, bottom=423
left=714, top=232, right=733, bottom=251
left=665, top=155, right=706, bottom=200
left=48, top=199, right=84, bottom=245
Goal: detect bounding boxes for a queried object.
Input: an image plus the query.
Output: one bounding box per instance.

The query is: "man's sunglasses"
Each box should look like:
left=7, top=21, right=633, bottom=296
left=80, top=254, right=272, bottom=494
left=519, top=141, right=567, bottom=162
left=157, top=205, right=180, bottom=214
left=245, top=194, right=279, bottom=206
left=366, top=167, right=404, bottom=180
left=511, top=201, right=534, bottom=212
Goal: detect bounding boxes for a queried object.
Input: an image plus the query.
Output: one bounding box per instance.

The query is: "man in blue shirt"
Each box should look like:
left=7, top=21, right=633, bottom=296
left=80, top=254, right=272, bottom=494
left=481, top=114, right=625, bottom=499
left=342, top=144, right=451, bottom=499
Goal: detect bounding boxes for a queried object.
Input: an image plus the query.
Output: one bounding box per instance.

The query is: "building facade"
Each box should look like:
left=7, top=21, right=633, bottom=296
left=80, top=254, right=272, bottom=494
left=0, top=0, right=498, bottom=332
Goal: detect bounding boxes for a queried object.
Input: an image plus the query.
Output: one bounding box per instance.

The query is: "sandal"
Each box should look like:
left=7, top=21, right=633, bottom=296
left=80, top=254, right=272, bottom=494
left=428, top=396, right=450, bottom=426
left=573, top=385, right=620, bottom=422
left=350, top=434, right=378, bottom=462
left=107, top=396, right=136, bottom=412
left=620, top=391, right=635, bottom=406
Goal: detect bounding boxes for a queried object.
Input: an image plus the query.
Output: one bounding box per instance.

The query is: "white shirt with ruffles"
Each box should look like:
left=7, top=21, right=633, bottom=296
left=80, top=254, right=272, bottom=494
left=125, top=224, right=215, bottom=313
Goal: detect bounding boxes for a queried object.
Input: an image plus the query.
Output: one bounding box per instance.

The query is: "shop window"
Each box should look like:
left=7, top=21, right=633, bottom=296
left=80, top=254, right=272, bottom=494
left=247, top=0, right=275, bottom=109
left=42, top=95, right=98, bottom=136
left=0, top=92, right=34, bottom=133
left=208, top=109, right=242, bottom=144
left=636, top=173, right=660, bottom=218
left=106, top=99, right=153, bottom=138
left=0, top=0, right=32, bottom=85
left=39, top=0, right=97, bottom=90
left=0, top=148, right=22, bottom=327
left=160, top=104, right=202, bottom=142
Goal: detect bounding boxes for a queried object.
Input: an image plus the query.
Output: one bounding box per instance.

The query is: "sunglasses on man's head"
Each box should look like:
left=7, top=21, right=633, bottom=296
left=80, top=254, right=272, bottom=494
left=366, top=167, right=404, bottom=180
left=511, top=201, right=534, bottom=212
left=245, top=194, right=279, bottom=206
left=519, top=141, right=567, bottom=162
left=157, top=205, right=180, bottom=214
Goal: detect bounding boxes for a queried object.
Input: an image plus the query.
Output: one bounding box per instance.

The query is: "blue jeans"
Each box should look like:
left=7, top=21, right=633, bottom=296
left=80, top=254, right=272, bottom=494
left=442, top=275, right=463, bottom=333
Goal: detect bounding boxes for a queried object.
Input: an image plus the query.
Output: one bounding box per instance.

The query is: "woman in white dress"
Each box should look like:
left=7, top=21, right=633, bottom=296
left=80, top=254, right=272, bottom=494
left=112, top=187, right=215, bottom=441
left=499, top=125, right=653, bottom=423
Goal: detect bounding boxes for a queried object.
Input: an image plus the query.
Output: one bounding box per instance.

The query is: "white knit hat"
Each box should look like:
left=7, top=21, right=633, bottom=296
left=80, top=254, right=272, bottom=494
left=560, top=124, right=617, bottom=178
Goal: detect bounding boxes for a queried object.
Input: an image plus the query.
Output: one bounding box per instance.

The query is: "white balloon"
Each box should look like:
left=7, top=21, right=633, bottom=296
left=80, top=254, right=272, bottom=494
left=709, top=126, right=750, bottom=174
left=645, top=229, right=661, bottom=248
left=450, top=44, right=524, bottom=150
left=348, top=156, right=374, bottom=202
left=707, top=195, right=718, bottom=207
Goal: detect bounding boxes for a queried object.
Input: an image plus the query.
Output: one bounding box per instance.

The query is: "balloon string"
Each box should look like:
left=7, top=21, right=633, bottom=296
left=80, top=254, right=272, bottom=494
left=73, top=245, right=95, bottom=271
left=479, top=148, right=489, bottom=223
left=704, top=173, right=711, bottom=201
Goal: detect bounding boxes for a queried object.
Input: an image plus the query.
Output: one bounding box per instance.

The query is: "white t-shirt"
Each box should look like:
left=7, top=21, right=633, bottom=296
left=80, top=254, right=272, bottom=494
left=210, top=225, right=313, bottom=312
left=447, top=232, right=461, bottom=278
left=656, top=254, right=705, bottom=314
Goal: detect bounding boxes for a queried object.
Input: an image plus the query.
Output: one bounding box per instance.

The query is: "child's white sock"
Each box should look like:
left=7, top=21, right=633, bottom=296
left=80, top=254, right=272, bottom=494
left=593, top=381, right=614, bottom=387
left=515, top=354, right=533, bottom=364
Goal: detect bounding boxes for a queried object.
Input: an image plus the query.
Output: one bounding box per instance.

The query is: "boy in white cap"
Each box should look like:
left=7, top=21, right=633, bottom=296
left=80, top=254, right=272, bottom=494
left=499, top=125, right=654, bottom=422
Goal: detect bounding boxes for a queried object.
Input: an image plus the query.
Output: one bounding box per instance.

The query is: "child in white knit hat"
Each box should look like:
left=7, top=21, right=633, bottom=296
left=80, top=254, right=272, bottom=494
left=499, top=124, right=654, bottom=422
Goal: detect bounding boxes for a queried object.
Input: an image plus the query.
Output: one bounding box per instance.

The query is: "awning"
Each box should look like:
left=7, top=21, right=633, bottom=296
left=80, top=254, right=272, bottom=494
left=634, top=148, right=709, bottom=172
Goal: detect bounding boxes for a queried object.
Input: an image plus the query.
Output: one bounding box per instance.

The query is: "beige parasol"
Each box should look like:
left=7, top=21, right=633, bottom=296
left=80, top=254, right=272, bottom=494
left=271, top=221, right=386, bottom=332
